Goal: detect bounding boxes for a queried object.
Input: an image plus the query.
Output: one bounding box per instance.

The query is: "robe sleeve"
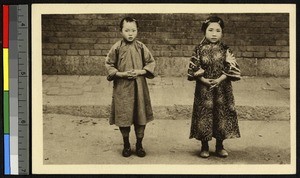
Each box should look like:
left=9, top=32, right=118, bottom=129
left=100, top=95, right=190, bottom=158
left=222, top=48, right=241, bottom=81
left=105, top=43, right=119, bottom=81
left=142, top=44, right=156, bottom=79
left=187, top=46, right=202, bottom=81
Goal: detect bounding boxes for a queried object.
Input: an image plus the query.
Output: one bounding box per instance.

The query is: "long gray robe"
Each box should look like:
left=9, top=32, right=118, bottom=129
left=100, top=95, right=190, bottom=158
left=105, top=40, right=156, bottom=127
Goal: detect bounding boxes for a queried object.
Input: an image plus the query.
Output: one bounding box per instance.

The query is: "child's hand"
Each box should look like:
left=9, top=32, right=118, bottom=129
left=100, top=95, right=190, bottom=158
left=116, top=71, right=136, bottom=79
left=211, top=75, right=227, bottom=86
left=132, top=69, right=147, bottom=76
left=200, top=77, right=214, bottom=87
left=210, top=75, right=228, bottom=89
left=194, top=68, right=205, bottom=77
left=127, top=70, right=137, bottom=80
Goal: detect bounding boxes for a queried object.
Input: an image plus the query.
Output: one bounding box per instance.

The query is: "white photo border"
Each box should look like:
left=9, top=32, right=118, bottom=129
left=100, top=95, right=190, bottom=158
left=32, top=3, right=296, bottom=174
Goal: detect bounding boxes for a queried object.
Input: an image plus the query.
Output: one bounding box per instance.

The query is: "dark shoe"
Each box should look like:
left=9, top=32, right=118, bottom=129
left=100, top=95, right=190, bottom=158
left=122, top=147, right=132, bottom=157
left=136, top=145, right=146, bottom=157
left=216, top=148, right=228, bottom=158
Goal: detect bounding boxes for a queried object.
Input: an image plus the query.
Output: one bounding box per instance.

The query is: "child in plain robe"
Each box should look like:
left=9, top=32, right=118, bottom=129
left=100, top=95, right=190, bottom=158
left=105, top=17, right=156, bottom=157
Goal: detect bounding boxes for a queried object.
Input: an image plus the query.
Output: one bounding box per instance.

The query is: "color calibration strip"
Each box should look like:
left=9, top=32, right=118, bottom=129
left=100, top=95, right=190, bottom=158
left=3, top=5, right=11, bottom=175
left=2, top=5, right=29, bottom=175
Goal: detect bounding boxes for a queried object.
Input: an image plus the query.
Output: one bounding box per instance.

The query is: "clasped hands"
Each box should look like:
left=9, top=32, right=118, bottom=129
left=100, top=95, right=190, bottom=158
left=116, top=69, right=146, bottom=80
left=200, top=77, right=221, bottom=89
left=194, top=68, right=227, bottom=89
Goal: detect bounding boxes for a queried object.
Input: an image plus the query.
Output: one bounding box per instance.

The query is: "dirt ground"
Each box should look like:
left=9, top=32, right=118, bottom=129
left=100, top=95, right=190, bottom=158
left=43, top=114, right=290, bottom=165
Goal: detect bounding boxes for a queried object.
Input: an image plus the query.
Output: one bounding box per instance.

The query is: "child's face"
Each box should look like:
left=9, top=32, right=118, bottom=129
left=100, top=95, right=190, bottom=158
left=205, top=22, right=223, bottom=43
left=121, top=21, right=138, bottom=42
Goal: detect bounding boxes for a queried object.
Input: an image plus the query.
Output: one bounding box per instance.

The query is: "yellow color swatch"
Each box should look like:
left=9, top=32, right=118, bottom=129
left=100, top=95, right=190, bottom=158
left=3, top=48, right=9, bottom=91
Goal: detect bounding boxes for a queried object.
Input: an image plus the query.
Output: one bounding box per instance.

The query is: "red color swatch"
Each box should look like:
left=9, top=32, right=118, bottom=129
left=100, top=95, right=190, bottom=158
left=3, top=5, right=9, bottom=48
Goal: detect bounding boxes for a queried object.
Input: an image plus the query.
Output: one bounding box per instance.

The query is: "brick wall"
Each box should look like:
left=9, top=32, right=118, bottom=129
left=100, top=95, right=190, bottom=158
left=42, top=13, right=289, bottom=77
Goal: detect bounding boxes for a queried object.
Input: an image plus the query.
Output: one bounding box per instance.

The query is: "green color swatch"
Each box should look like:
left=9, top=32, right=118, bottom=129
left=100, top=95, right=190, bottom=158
left=4, top=91, right=10, bottom=134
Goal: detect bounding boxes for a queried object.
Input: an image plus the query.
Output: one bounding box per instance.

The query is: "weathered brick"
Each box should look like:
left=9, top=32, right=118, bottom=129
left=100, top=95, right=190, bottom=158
left=242, top=52, right=253, bottom=57
left=109, top=38, right=120, bottom=44
left=168, top=39, right=181, bottom=45
left=269, top=46, right=289, bottom=52
left=96, top=14, right=119, bottom=19
left=270, top=22, right=289, bottom=28
left=54, top=32, right=69, bottom=37
left=171, top=51, right=183, bottom=57
left=235, top=52, right=242, bottom=58
left=183, top=51, right=192, bottom=57
left=272, top=28, right=289, bottom=34
left=229, top=15, right=252, bottom=21
left=251, top=15, right=274, bottom=22
left=161, top=51, right=172, bottom=57
left=246, top=46, right=269, bottom=52
left=266, top=52, right=277, bottom=58
left=152, top=51, right=161, bottom=57
left=78, top=50, right=90, bottom=56
left=58, top=44, right=70, bottom=50
left=73, top=38, right=97, bottom=44
left=96, top=38, right=109, bottom=44
left=55, top=49, right=66, bottom=55
left=57, top=38, right=73, bottom=43
left=67, top=50, right=78, bottom=55
left=43, top=49, right=54, bottom=55
left=248, top=22, right=269, bottom=28
left=90, top=50, right=102, bottom=56
left=253, top=52, right=265, bottom=58
left=92, top=20, right=118, bottom=26
left=179, top=45, right=189, bottom=51
left=96, top=32, right=117, bottom=38
left=276, top=40, right=288, bottom=46
left=71, top=44, right=94, bottom=50
left=94, top=44, right=112, bottom=50
left=101, top=50, right=110, bottom=56
left=192, top=39, right=200, bottom=45
left=274, top=14, right=289, bottom=22
left=43, top=43, right=58, bottom=49
left=277, top=52, right=289, bottom=58
left=67, top=19, right=91, bottom=25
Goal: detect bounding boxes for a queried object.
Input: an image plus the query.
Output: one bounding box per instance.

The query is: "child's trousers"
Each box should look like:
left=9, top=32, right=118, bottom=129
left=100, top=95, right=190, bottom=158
left=119, top=125, right=145, bottom=138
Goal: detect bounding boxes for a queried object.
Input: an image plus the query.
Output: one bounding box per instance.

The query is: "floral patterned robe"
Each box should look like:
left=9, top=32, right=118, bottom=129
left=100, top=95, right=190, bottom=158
left=105, top=40, right=156, bottom=127
left=187, top=39, right=241, bottom=141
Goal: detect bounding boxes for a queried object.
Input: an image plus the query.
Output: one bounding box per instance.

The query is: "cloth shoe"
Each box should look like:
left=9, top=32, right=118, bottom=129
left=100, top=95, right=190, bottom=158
left=215, top=145, right=228, bottom=157
left=216, top=148, right=228, bottom=157
left=199, top=141, right=209, bottom=158
left=136, top=144, right=146, bottom=157
left=122, top=146, right=132, bottom=157
left=200, top=146, right=210, bottom=158
left=122, top=136, right=131, bottom=157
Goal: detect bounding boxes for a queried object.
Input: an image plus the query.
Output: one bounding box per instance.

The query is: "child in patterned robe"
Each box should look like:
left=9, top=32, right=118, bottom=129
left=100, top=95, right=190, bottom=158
left=105, top=17, right=155, bottom=157
left=187, top=16, right=241, bottom=158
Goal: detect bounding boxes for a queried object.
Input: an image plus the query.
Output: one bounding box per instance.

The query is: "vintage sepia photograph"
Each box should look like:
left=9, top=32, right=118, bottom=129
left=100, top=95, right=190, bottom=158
left=32, top=4, right=296, bottom=174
